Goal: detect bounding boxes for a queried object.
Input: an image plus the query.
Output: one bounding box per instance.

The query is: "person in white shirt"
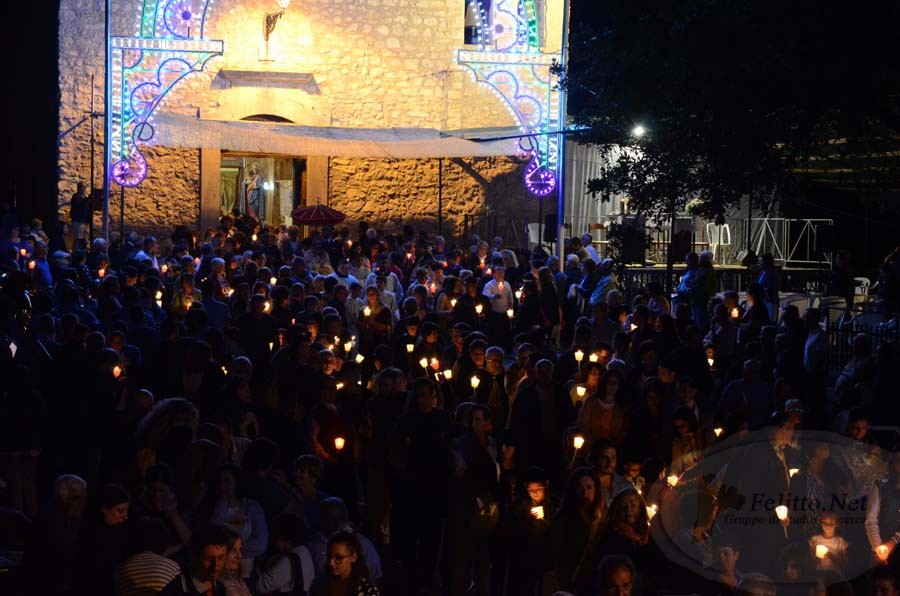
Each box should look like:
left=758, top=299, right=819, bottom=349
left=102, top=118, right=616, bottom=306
left=582, top=233, right=601, bottom=263
left=134, top=236, right=160, bottom=271
left=482, top=267, right=514, bottom=313
left=328, top=261, right=359, bottom=291
left=254, top=512, right=315, bottom=595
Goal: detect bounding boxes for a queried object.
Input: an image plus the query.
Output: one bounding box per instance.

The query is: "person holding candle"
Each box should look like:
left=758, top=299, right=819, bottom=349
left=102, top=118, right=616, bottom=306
left=356, top=285, right=392, bottom=364
left=596, top=488, right=652, bottom=568
left=569, top=362, right=602, bottom=408
left=577, top=370, right=628, bottom=447
left=866, top=447, right=900, bottom=568
left=482, top=266, right=514, bottom=342
left=808, top=513, right=848, bottom=574
left=505, top=467, right=554, bottom=596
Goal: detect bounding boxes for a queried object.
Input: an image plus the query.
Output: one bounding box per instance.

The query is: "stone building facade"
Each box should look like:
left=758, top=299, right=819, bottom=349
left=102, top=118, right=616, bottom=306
left=58, top=0, right=566, bottom=241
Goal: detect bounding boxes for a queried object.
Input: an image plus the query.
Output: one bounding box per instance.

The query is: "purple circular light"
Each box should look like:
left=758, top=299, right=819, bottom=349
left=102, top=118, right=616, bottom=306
left=181, top=9, right=192, bottom=20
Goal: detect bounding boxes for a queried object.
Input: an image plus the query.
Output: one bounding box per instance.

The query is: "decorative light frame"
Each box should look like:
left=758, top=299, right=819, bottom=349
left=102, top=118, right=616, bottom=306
left=110, top=0, right=224, bottom=187
left=457, top=0, right=561, bottom=197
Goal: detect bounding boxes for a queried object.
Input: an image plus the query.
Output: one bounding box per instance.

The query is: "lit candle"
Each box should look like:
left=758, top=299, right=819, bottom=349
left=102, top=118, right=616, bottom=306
left=222, top=366, right=228, bottom=375
left=450, top=298, right=457, bottom=307
left=707, top=357, right=715, bottom=367
left=470, top=376, right=480, bottom=389
left=574, top=349, right=584, bottom=362
left=486, top=267, right=492, bottom=276
left=269, top=342, right=274, bottom=351
left=815, top=545, right=828, bottom=559
left=27, top=260, right=35, bottom=270
left=429, top=283, right=436, bottom=294
left=497, top=282, right=504, bottom=292
left=775, top=505, right=788, bottom=521
left=270, top=276, right=277, bottom=285
left=589, top=353, right=599, bottom=363
left=19, top=248, right=26, bottom=257
left=630, top=323, right=638, bottom=332
left=334, top=437, right=345, bottom=450
left=475, top=304, right=483, bottom=315
left=530, top=506, right=544, bottom=520
left=646, top=504, right=658, bottom=519
left=731, top=307, right=740, bottom=318
left=161, top=264, right=168, bottom=274
left=406, top=344, right=414, bottom=353
left=263, top=301, right=271, bottom=313
left=506, top=308, right=514, bottom=318
left=419, top=357, right=429, bottom=369
left=877, top=545, right=889, bottom=561
left=226, top=288, right=234, bottom=297
left=576, top=386, right=587, bottom=399
left=291, top=318, right=296, bottom=325
left=156, top=300, right=162, bottom=308
left=335, top=382, right=344, bottom=391
left=667, top=474, right=679, bottom=487
left=573, top=435, right=585, bottom=450
left=363, top=306, right=371, bottom=317
left=406, top=253, right=412, bottom=260
left=252, top=234, right=258, bottom=242
left=515, top=289, right=522, bottom=300
left=112, top=365, right=122, bottom=378
left=443, top=369, right=453, bottom=380
left=155, top=290, right=163, bottom=300
left=713, top=427, right=723, bottom=437
left=479, top=258, right=485, bottom=268
left=442, top=261, right=448, bottom=268
left=194, top=257, right=200, bottom=266
left=98, top=268, right=106, bottom=278
left=344, top=341, right=353, bottom=353
left=789, top=468, right=799, bottom=478
left=430, top=357, right=440, bottom=370
left=355, top=354, right=365, bottom=364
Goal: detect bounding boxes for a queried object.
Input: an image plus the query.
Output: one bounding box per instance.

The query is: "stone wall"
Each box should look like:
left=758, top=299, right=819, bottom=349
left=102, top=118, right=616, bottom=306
left=329, top=155, right=543, bottom=239
left=58, top=0, right=561, bottom=240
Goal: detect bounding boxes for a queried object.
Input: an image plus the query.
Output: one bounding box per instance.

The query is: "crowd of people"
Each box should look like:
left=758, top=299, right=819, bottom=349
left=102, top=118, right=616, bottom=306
left=1, top=205, right=900, bottom=596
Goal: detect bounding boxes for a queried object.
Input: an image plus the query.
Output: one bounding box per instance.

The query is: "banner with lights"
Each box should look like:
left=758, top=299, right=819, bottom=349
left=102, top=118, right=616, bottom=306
left=458, top=0, right=562, bottom=197
left=110, top=0, right=223, bottom=186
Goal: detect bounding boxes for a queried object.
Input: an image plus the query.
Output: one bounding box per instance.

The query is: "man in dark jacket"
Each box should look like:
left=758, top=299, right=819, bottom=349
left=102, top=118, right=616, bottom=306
left=159, top=523, right=230, bottom=596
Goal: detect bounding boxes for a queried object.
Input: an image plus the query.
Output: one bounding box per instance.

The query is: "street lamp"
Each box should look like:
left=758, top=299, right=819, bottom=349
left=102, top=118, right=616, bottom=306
left=631, top=124, right=647, bottom=138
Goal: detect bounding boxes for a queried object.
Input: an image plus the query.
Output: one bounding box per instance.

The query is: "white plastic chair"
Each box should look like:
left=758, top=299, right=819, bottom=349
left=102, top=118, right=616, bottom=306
left=705, top=223, right=732, bottom=262
left=853, top=277, right=871, bottom=304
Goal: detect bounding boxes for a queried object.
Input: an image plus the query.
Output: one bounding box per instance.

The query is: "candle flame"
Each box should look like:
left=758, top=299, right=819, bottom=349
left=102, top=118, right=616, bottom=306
left=334, top=437, right=345, bottom=450
left=573, top=435, right=585, bottom=450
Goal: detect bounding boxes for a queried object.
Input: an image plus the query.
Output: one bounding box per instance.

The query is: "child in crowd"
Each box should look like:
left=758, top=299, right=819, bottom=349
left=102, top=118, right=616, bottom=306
left=808, top=513, right=848, bottom=574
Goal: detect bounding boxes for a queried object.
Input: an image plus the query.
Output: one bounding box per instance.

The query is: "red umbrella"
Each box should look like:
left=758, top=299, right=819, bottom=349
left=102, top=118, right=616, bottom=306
left=290, top=203, right=347, bottom=227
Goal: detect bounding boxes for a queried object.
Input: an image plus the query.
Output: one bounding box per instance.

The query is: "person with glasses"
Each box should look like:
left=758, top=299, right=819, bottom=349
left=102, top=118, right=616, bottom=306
left=309, top=530, right=379, bottom=596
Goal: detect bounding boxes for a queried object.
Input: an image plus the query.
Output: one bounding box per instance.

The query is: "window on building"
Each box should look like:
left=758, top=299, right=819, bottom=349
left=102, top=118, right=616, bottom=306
left=464, top=0, right=491, bottom=45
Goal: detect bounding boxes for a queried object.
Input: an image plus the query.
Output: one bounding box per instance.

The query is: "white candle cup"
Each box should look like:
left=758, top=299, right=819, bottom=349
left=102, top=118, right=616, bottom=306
left=335, top=382, right=344, bottom=391
left=815, top=545, right=828, bottom=559
left=506, top=308, right=514, bottom=318
left=646, top=504, right=658, bottom=519
left=406, top=344, right=414, bottom=353
left=430, top=358, right=440, bottom=370
left=112, top=365, right=123, bottom=379
left=731, top=307, right=740, bottom=318
left=667, top=475, right=679, bottom=487
left=270, top=277, right=277, bottom=286
left=789, top=468, right=799, bottom=478
left=589, top=353, right=599, bottom=363
left=877, top=545, right=889, bottom=561
left=419, top=358, right=429, bottom=369
left=714, top=427, right=723, bottom=437
left=475, top=304, right=483, bottom=314
left=355, top=354, right=365, bottom=364
left=334, top=437, right=346, bottom=451
left=515, top=290, right=522, bottom=300
left=707, top=358, right=715, bottom=367
left=573, top=435, right=585, bottom=450
left=450, top=298, right=457, bottom=307
left=363, top=306, right=371, bottom=317
left=443, top=369, right=453, bottom=380
left=775, top=505, right=789, bottom=521
left=576, top=386, right=587, bottom=399
left=269, top=342, right=274, bottom=351
left=530, top=506, right=544, bottom=520
left=470, top=376, right=480, bottom=389
left=344, top=342, right=353, bottom=353
left=574, top=349, right=584, bottom=362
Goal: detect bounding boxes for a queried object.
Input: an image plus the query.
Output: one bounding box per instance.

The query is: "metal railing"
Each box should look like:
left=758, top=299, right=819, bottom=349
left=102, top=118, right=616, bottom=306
left=824, top=307, right=898, bottom=373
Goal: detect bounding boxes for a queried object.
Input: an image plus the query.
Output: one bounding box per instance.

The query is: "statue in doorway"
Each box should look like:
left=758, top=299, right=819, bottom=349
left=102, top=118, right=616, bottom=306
left=245, top=162, right=263, bottom=221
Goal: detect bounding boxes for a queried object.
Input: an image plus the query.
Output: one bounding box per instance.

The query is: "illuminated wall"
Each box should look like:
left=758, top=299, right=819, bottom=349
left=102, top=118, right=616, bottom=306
left=58, top=0, right=566, bottom=236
